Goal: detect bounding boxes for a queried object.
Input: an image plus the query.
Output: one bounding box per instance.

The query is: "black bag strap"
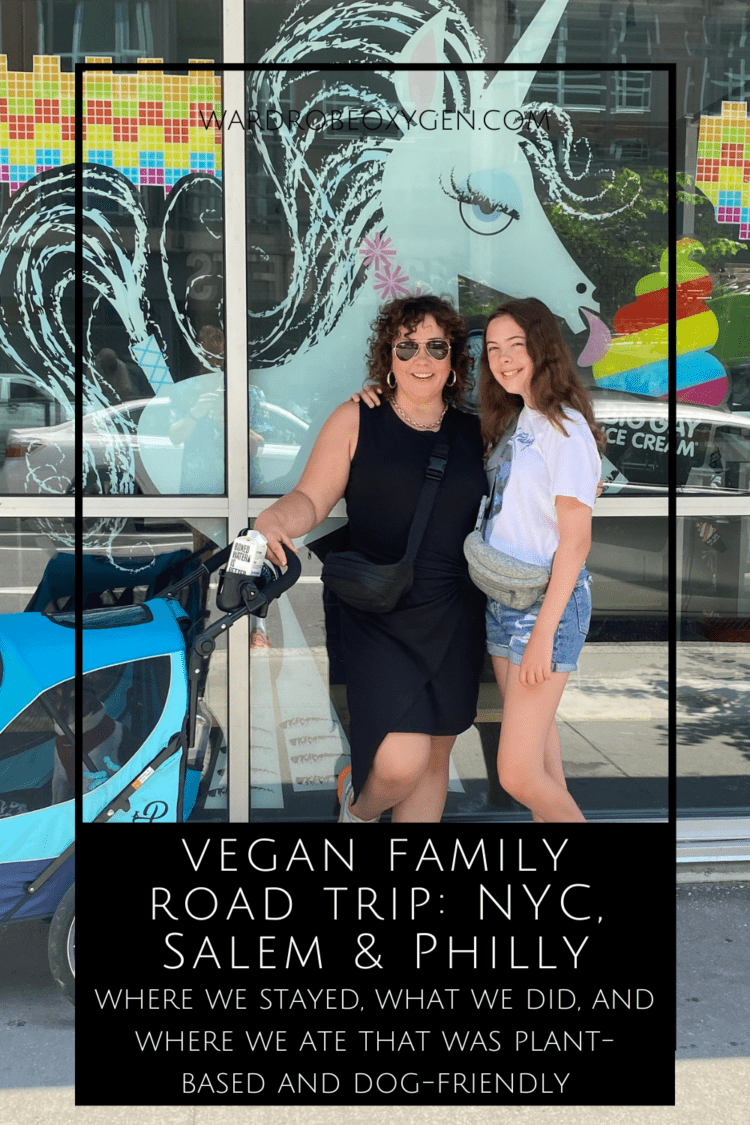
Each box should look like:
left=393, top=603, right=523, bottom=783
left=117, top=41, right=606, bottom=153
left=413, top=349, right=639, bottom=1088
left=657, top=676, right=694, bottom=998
left=402, top=407, right=461, bottom=562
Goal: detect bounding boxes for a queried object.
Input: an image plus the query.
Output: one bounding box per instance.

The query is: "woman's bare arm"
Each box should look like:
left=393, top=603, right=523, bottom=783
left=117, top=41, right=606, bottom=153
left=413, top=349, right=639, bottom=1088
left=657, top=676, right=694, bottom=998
left=254, top=401, right=359, bottom=565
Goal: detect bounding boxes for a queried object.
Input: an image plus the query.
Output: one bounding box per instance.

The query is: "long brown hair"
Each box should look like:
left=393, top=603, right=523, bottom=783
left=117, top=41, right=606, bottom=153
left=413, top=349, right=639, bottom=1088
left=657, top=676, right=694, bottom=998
left=365, top=294, right=473, bottom=406
left=479, top=297, right=606, bottom=453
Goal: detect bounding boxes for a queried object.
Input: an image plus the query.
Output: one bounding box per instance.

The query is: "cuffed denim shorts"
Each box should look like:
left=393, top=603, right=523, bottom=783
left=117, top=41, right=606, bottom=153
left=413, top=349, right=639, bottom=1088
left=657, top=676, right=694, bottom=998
left=485, top=568, right=592, bottom=673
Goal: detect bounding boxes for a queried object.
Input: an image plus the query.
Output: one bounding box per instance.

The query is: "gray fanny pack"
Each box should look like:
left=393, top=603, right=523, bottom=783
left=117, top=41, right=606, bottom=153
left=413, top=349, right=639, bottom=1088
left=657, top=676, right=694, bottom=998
left=463, top=421, right=550, bottom=611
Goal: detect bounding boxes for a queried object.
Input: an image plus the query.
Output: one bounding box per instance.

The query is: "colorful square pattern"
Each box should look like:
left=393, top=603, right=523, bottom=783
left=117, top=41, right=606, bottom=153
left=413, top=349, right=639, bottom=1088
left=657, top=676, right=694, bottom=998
left=696, top=100, right=750, bottom=239
left=0, top=55, right=222, bottom=195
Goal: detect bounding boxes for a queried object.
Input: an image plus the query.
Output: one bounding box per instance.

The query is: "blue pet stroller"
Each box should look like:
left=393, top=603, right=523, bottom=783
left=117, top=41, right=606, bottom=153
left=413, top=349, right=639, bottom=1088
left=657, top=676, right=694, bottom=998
left=0, top=538, right=300, bottom=1003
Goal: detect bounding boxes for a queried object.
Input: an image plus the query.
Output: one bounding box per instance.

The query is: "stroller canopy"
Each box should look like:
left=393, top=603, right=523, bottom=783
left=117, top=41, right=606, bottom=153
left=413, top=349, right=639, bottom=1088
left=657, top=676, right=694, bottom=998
left=0, top=599, right=190, bottom=733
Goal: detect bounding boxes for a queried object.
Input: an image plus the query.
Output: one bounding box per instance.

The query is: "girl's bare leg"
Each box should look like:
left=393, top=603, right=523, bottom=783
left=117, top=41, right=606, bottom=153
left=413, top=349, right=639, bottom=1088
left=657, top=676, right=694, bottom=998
left=491, top=655, right=584, bottom=823
left=493, top=655, right=562, bottom=819
left=350, top=732, right=455, bottom=824
left=531, top=719, right=569, bottom=823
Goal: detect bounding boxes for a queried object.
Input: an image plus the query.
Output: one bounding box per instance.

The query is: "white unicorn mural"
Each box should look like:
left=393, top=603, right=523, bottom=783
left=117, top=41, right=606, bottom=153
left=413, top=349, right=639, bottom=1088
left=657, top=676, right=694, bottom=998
left=138, top=0, right=636, bottom=497
left=239, top=0, right=631, bottom=447
left=0, top=0, right=636, bottom=510
left=382, top=7, right=599, bottom=328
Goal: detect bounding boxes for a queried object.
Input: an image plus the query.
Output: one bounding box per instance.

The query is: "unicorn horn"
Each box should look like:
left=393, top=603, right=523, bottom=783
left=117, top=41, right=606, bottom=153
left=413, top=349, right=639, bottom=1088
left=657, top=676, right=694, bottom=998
left=481, top=0, right=570, bottom=108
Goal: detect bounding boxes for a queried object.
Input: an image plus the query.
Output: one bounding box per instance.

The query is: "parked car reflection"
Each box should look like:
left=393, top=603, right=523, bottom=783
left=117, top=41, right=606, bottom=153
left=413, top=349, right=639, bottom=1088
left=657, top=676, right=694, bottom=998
left=0, top=374, right=65, bottom=470
left=0, top=397, right=170, bottom=495
left=592, top=388, right=750, bottom=495
left=255, top=402, right=308, bottom=485
left=589, top=390, right=750, bottom=635
left=0, top=396, right=309, bottom=496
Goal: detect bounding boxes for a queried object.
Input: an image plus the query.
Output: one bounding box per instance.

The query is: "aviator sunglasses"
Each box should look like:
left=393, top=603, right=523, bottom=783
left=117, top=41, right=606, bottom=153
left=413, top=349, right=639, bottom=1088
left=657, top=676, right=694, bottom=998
left=393, top=338, right=451, bottom=361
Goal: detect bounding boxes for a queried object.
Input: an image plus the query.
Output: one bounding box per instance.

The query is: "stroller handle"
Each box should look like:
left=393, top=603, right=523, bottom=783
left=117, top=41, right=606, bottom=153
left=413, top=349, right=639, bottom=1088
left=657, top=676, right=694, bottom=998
left=186, top=550, right=302, bottom=748
left=259, top=550, right=302, bottom=601
left=214, top=548, right=301, bottom=617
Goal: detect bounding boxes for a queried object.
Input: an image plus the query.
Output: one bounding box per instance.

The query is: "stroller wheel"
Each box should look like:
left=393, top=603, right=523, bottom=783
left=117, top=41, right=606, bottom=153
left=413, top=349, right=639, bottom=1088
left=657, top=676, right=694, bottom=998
left=48, top=884, right=75, bottom=1006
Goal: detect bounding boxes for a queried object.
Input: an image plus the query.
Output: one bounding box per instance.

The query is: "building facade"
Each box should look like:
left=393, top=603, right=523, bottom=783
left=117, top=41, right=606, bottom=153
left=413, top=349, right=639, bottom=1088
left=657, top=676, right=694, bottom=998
left=0, top=0, right=748, bottom=846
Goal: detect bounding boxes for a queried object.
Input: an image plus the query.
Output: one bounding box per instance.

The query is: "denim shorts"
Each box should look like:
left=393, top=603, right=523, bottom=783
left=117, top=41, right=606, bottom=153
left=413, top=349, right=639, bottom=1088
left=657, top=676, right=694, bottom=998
left=485, top=568, right=592, bottom=673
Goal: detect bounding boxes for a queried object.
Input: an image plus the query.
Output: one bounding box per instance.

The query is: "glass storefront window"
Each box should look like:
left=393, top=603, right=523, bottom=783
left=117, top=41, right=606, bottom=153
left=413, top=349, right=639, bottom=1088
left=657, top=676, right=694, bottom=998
left=0, top=517, right=76, bottom=614
left=589, top=515, right=668, bottom=640
left=236, top=0, right=748, bottom=832
left=241, top=45, right=671, bottom=820
left=679, top=514, right=750, bottom=633
left=0, top=518, right=75, bottom=820
left=596, top=399, right=750, bottom=496
left=678, top=513, right=750, bottom=815
left=76, top=63, right=227, bottom=498
left=1, top=1, right=221, bottom=72
left=1, top=0, right=749, bottom=832
left=246, top=65, right=670, bottom=499
left=0, top=5, right=225, bottom=497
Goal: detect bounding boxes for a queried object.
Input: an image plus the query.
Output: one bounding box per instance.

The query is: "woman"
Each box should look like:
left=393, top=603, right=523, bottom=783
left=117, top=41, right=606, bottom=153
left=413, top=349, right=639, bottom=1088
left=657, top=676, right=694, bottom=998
left=255, top=294, right=487, bottom=823
left=479, top=297, right=604, bottom=823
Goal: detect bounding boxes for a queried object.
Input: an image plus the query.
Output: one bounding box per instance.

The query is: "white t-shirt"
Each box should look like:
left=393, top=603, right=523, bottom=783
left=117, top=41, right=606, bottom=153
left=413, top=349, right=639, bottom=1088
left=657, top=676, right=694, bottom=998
left=486, top=405, right=601, bottom=567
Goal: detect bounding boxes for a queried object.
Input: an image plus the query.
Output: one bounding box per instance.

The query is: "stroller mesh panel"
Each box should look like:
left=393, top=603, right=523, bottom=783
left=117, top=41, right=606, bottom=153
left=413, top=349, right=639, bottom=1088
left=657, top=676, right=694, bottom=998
left=86, top=656, right=172, bottom=767
left=48, top=605, right=154, bottom=629
left=0, top=655, right=173, bottom=811
left=0, top=691, right=60, bottom=811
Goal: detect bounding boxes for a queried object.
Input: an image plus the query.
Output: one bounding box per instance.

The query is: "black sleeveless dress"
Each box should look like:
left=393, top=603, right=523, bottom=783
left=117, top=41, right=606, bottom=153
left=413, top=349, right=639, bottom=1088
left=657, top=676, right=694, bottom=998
left=342, top=401, right=487, bottom=799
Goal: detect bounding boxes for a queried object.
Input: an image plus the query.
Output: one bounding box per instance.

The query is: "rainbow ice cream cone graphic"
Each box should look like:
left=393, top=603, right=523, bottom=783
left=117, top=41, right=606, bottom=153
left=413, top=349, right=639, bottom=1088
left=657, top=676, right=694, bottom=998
left=591, top=240, right=727, bottom=405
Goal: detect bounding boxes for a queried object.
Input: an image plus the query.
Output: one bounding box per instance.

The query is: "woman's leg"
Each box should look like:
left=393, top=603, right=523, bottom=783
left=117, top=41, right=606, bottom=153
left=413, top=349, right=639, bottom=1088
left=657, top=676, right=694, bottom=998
left=349, top=732, right=455, bottom=824
left=391, top=735, right=456, bottom=823
left=491, top=655, right=584, bottom=823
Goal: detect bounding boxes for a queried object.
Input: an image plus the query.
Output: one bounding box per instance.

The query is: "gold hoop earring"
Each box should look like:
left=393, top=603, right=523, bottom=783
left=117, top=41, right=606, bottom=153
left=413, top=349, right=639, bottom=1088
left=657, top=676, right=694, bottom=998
left=446, top=369, right=456, bottom=387
left=387, top=371, right=396, bottom=389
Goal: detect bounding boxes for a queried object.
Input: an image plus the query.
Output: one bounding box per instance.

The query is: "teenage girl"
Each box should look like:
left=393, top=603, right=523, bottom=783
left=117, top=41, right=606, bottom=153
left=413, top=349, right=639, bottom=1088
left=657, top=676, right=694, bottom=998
left=479, top=297, right=604, bottom=823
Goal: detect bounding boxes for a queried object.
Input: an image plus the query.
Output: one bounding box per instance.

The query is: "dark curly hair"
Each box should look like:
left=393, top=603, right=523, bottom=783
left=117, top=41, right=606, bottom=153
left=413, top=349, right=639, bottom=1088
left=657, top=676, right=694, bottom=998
left=479, top=297, right=606, bottom=454
left=364, top=294, right=473, bottom=406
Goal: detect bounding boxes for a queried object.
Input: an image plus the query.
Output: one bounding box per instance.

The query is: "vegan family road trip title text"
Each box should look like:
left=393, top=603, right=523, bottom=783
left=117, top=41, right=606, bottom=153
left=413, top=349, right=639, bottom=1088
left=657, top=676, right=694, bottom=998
left=80, top=829, right=674, bottom=1107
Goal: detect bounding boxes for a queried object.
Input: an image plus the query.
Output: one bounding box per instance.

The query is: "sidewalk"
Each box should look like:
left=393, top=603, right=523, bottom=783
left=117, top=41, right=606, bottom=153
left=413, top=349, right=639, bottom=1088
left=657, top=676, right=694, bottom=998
left=245, top=640, right=673, bottom=818
left=2, top=1059, right=750, bottom=1125
left=243, top=625, right=747, bottom=817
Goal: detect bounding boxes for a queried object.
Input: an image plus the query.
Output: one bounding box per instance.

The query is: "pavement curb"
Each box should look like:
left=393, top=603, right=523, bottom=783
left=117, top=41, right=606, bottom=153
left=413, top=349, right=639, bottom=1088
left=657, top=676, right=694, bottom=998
left=676, top=860, right=750, bottom=884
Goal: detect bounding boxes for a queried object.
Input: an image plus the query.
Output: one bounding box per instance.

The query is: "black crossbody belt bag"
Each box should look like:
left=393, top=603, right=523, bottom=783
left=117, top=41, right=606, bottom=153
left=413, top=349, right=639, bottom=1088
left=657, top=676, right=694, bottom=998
left=320, top=410, right=459, bottom=613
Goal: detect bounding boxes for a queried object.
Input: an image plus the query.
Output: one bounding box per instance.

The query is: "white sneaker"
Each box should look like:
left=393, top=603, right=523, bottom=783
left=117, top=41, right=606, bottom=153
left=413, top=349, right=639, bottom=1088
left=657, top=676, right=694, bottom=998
left=337, top=767, right=380, bottom=823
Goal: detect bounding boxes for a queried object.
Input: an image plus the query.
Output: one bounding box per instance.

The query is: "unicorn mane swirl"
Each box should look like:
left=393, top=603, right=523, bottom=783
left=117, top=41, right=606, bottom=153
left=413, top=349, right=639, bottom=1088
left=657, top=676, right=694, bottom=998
left=247, top=0, right=484, bottom=365
left=247, top=0, right=639, bottom=371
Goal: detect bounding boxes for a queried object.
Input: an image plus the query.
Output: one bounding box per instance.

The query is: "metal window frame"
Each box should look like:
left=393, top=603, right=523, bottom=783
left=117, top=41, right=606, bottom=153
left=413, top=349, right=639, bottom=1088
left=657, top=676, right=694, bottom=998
left=613, top=68, right=652, bottom=113
left=69, top=0, right=251, bottom=821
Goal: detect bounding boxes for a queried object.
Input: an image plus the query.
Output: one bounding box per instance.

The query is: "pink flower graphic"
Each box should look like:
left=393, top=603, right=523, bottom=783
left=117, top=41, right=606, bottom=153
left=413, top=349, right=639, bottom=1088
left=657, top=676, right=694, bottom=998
left=373, top=262, right=411, bottom=300
left=359, top=232, right=397, bottom=271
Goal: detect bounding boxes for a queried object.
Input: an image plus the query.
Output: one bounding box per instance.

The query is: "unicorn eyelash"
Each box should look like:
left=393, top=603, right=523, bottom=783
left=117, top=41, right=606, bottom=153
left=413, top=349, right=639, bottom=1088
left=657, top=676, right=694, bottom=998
left=440, top=169, right=520, bottom=221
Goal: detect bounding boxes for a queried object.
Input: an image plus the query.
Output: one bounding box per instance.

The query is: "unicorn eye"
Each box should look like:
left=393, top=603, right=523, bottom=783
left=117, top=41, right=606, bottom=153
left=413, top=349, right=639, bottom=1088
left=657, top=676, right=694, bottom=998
left=442, top=169, right=522, bottom=237
left=459, top=195, right=517, bottom=235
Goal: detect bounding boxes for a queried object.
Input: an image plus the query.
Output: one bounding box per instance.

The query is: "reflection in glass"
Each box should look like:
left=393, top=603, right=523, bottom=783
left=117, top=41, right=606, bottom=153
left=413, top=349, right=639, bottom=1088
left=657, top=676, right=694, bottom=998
left=597, top=397, right=750, bottom=497
left=678, top=514, right=750, bottom=814
left=77, top=167, right=227, bottom=497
